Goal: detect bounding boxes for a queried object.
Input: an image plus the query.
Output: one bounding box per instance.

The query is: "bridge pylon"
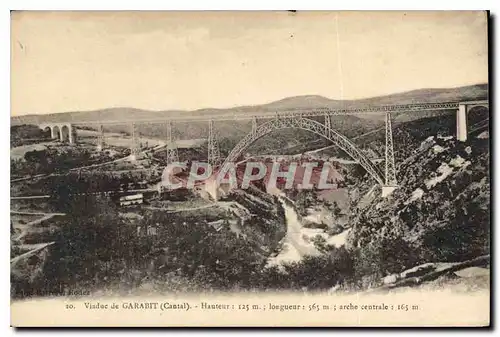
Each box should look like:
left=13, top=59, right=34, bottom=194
left=97, top=124, right=105, bottom=151
left=166, top=120, right=179, bottom=164
left=251, top=117, right=258, bottom=136
left=208, top=120, right=222, bottom=167
left=456, top=101, right=489, bottom=142
left=324, top=113, right=332, bottom=138
left=383, top=111, right=398, bottom=197
left=130, top=123, right=141, bottom=160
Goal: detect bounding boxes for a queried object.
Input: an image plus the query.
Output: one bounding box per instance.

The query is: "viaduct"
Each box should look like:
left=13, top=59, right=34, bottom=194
left=32, top=100, right=488, bottom=198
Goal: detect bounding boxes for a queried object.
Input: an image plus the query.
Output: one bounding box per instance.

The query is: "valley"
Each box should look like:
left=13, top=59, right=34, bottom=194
left=10, top=86, right=490, bottom=299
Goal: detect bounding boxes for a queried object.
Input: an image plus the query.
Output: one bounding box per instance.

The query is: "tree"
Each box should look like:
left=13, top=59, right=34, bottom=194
left=296, top=188, right=318, bottom=216
left=353, top=234, right=418, bottom=288
left=329, top=201, right=342, bottom=218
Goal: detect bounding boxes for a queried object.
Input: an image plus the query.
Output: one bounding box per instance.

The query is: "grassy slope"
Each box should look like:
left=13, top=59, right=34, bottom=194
left=347, top=114, right=490, bottom=269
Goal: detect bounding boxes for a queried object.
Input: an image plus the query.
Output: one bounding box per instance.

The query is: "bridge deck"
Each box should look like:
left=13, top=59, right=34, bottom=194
left=48, top=101, right=483, bottom=126
left=11, top=100, right=488, bottom=126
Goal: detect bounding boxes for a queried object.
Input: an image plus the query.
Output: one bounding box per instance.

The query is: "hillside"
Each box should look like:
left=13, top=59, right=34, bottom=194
left=11, top=83, right=488, bottom=125
left=10, top=97, right=491, bottom=295
left=344, top=118, right=490, bottom=286
left=11, top=84, right=488, bottom=160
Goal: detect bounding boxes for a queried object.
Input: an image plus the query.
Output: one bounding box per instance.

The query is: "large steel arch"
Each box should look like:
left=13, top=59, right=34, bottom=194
left=221, top=117, right=385, bottom=185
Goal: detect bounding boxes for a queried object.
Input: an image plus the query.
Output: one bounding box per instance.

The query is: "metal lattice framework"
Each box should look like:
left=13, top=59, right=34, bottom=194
left=324, top=113, right=332, bottom=134
left=385, top=112, right=397, bottom=186
left=63, top=101, right=466, bottom=126
left=208, top=120, right=222, bottom=166
left=130, top=123, right=141, bottom=156
left=251, top=117, right=258, bottom=136
left=97, top=124, right=105, bottom=150
left=221, top=117, right=385, bottom=185
left=166, top=121, right=179, bottom=164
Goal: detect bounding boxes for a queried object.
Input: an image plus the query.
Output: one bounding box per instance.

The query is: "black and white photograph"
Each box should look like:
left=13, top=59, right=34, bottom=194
left=9, top=10, right=490, bottom=327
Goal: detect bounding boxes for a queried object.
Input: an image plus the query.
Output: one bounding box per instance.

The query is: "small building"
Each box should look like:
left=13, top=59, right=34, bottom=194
left=119, top=193, right=144, bottom=207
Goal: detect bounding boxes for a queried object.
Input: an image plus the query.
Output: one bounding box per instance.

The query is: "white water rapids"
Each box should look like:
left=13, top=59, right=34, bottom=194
left=265, top=196, right=351, bottom=268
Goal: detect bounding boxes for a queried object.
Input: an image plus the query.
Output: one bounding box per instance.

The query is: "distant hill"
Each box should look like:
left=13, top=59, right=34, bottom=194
left=11, top=84, right=488, bottom=125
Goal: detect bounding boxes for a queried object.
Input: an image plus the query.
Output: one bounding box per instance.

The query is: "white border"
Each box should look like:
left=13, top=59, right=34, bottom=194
left=1, top=0, right=496, bottom=10
left=3, top=1, right=497, bottom=10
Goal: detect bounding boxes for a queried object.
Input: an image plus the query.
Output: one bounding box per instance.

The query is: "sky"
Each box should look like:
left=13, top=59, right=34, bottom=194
left=11, top=11, right=488, bottom=116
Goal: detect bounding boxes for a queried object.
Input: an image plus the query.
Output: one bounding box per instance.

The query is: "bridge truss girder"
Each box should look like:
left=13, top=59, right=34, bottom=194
left=221, top=117, right=385, bottom=185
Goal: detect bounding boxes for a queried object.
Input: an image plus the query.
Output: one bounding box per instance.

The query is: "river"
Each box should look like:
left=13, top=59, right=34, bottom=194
left=265, top=195, right=351, bottom=268
left=265, top=197, right=322, bottom=267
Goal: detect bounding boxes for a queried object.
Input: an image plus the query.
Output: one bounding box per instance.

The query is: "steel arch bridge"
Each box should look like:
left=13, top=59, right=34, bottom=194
left=220, top=117, right=385, bottom=185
